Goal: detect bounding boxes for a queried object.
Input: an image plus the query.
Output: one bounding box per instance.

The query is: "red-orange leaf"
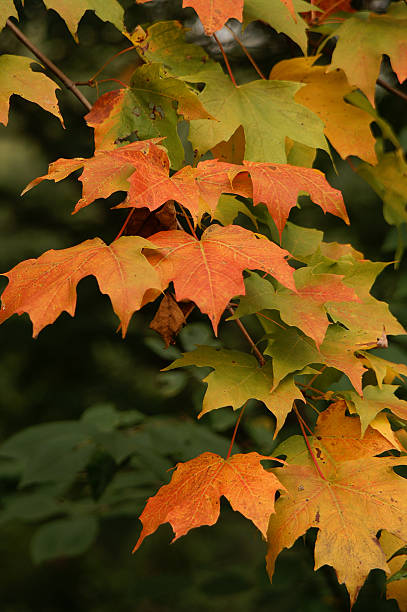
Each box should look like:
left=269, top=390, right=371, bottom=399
left=136, top=0, right=244, bottom=35
left=22, top=139, right=164, bottom=214
left=133, top=451, right=284, bottom=551
left=0, top=237, right=161, bottom=337
left=147, top=224, right=296, bottom=334
left=237, top=161, right=348, bottom=238
left=117, top=158, right=242, bottom=223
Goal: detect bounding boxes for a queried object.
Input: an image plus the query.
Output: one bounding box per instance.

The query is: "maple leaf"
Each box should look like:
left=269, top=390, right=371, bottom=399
left=41, top=0, right=125, bottom=41
left=136, top=0, right=244, bottom=36
left=0, top=55, right=63, bottom=126
left=115, top=158, right=243, bottom=223
left=359, top=351, right=407, bottom=389
left=164, top=346, right=303, bottom=433
left=380, top=531, right=407, bottom=611
left=22, top=139, right=164, bottom=214
left=269, top=57, right=377, bottom=164
left=146, top=224, right=296, bottom=334
left=0, top=0, right=18, bottom=32
left=0, top=237, right=161, bottom=337
left=357, top=151, right=407, bottom=233
left=213, top=194, right=257, bottom=227
left=263, top=322, right=371, bottom=394
left=135, top=20, right=219, bottom=80
left=340, top=384, right=407, bottom=435
left=187, top=69, right=328, bottom=164
left=267, top=401, right=407, bottom=605
left=329, top=2, right=407, bottom=105
left=85, top=63, right=213, bottom=168
left=233, top=269, right=359, bottom=348
left=313, top=256, right=406, bottom=337
left=244, top=0, right=311, bottom=53
left=239, top=160, right=348, bottom=238
left=133, top=451, right=284, bottom=551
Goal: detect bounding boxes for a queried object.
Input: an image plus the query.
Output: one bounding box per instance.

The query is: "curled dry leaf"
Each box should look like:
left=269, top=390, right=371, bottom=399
left=149, top=293, right=194, bottom=348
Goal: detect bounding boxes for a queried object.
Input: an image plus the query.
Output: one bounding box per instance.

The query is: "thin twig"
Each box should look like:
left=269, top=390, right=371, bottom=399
left=213, top=32, right=237, bottom=87
left=227, top=307, right=265, bottom=366
left=256, top=311, right=287, bottom=331
left=299, top=365, right=326, bottom=395
left=90, top=46, right=136, bottom=82
left=114, top=209, right=135, bottom=241
left=224, top=25, right=266, bottom=80
left=6, top=18, right=92, bottom=112
left=377, top=77, right=407, bottom=103
left=293, top=403, right=327, bottom=481
left=226, top=402, right=247, bottom=460
left=178, top=203, right=198, bottom=239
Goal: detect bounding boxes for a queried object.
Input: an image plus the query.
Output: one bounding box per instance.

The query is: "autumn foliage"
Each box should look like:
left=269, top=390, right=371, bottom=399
left=1, top=0, right=407, bottom=609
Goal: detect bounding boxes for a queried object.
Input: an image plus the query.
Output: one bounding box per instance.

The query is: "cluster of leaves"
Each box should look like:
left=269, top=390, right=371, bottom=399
left=1, top=0, right=407, bottom=609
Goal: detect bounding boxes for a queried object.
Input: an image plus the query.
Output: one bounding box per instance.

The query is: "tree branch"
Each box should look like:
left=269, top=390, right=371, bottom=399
left=6, top=18, right=92, bottom=112
left=377, top=77, right=407, bottom=103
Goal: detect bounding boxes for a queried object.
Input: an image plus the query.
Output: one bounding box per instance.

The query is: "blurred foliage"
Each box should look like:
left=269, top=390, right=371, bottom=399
left=0, top=0, right=406, bottom=611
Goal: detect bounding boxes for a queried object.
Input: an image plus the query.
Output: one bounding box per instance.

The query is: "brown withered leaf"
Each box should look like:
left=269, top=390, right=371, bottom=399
left=123, top=201, right=177, bottom=238
left=149, top=293, right=194, bottom=347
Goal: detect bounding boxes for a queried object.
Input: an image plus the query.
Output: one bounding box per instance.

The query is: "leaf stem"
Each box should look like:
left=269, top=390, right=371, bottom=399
left=294, top=403, right=327, bottom=481
left=299, top=365, right=326, bottom=394
left=6, top=18, right=92, bottom=112
left=226, top=402, right=247, bottom=459
left=256, top=311, right=287, bottom=330
left=213, top=33, right=237, bottom=87
left=377, top=78, right=407, bottom=103
left=224, top=25, right=266, bottom=80
left=227, top=307, right=265, bottom=366
left=178, top=204, right=198, bottom=239
left=114, top=209, right=135, bottom=241
left=90, top=46, right=137, bottom=82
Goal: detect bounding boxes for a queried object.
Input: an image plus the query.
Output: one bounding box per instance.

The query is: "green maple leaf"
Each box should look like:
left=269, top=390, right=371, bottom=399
left=312, top=256, right=405, bottom=337
left=244, top=0, right=316, bottom=54
left=213, top=194, right=257, bottom=227
left=164, top=346, right=303, bottom=434
left=340, top=385, right=407, bottom=435
left=233, top=269, right=358, bottom=348
left=357, top=152, right=407, bottom=230
left=42, top=0, right=125, bottom=40
left=85, top=63, right=213, bottom=168
left=359, top=352, right=407, bottom=389
left=330, top=2, right=407, bottom=105
left=263, top=322, right=372, bottom=394
left=136, top=20, right=219, bottom=81
left=188, top=70, right=328, bottom=163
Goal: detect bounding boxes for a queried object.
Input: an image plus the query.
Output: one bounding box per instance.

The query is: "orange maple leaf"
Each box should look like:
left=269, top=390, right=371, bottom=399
left=133, top=451, right=285, bottom=551
left=236, top=161, right=348, bottom=238
left=147, top=224, right=296, bottom=334
left=136, top=0, right=244, bottom=35
left=116, top=157, right=242, bottom=223
left=22, top=139, right=164, bottom=214
left=0, top=237, right=161, bottom=337
left=267, top=401, right=407, bottom=605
